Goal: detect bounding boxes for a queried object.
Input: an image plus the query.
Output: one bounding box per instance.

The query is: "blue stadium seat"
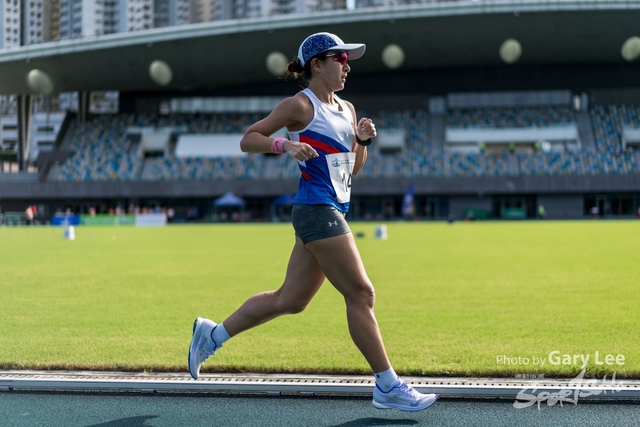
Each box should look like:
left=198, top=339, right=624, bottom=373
left=52, top=106, right=638, bottom=181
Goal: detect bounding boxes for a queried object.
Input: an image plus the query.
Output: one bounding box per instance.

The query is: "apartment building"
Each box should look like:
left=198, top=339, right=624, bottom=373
left=1, top=0, right=21, bottom=48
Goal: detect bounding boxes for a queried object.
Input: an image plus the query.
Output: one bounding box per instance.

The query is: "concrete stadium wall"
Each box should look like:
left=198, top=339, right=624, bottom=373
left=537, top=195, right=584, bottom=220
left=1, top=174, right=639, bottom=201
left=449, top=196, right=492, bottom=220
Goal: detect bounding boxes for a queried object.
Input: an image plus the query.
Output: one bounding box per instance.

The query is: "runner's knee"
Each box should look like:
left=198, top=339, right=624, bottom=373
left=344, top=282, right=375, bottom=308
left=286, top=300, right=310, bottom=314
left=274, top=287, right=312, bottom=314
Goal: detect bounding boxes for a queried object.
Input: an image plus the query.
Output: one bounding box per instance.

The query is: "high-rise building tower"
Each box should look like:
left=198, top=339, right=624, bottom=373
left=50, top=0, right=61, bottom=40
left=154, top=0, right=191, bottom=27
left=190, top=0, right=221, bottom=23
left=22, top=0, right=53, bottom=45
left=59, top=0, right=105, bottom=39
left=219, top=0, right=346, bottom=20
left=0, top=0, right=21, bottom=48
left=117, top=0, right=154, bottom=32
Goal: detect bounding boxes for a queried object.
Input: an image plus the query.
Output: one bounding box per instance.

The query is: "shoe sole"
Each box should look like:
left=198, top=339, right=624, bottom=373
left=372, top=394, right=439, bottom=412
left=188, top=317, right=204, bottom=380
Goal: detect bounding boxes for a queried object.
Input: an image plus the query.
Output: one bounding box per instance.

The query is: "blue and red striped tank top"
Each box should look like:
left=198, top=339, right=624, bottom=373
left=288, top=88, right=356, bottom=212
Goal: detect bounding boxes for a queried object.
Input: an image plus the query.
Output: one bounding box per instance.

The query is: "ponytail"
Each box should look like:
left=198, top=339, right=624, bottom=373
left=284, top=57, right=314, bottom=86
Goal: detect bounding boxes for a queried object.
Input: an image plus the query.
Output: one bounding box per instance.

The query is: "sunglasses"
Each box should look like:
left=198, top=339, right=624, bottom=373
left=325, top=52, right=349, bottom=65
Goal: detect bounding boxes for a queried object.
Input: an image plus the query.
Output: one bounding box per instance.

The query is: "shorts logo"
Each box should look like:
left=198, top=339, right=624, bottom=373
left=328, top=221, right=338, bottom=226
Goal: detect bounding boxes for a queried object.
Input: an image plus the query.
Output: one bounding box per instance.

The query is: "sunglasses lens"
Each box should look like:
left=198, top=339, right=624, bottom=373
left=331, top=52, right=348, bottom=65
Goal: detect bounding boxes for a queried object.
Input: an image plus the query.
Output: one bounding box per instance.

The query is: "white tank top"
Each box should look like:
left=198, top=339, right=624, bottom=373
left=288, top=88, right=356, bottom=212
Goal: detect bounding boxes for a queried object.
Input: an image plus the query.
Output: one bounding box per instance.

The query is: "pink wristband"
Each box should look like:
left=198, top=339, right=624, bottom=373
left=271, top=138, right=287, bottom=154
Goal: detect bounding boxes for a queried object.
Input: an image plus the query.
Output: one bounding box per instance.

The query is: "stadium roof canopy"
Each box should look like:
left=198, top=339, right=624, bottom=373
left=0, top=0, right=639, bottom=95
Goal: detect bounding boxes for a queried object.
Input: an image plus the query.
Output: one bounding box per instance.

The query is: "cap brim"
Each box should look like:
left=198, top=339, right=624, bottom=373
left=330, top=43, right=366, bottom=61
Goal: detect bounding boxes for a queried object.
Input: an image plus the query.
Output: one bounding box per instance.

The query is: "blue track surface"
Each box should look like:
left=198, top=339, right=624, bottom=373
left=1, top=392, right=639, bottom=427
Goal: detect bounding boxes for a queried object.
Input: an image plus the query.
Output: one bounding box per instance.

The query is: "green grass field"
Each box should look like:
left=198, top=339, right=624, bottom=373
left=1, top=221, right=639, bottom=378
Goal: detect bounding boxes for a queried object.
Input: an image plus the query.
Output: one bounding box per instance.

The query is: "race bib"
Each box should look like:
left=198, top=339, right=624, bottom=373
left=326, top=152, right=356, bottom=203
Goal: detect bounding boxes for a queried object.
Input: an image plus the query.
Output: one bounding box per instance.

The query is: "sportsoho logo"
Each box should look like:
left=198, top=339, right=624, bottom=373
left=513, top=369, right=626, bottom=410
left=503, top=351, right=628, bottom=409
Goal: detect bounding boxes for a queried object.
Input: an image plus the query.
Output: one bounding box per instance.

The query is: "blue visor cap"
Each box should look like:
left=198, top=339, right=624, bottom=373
left=297, top=32, right=366, bottom=67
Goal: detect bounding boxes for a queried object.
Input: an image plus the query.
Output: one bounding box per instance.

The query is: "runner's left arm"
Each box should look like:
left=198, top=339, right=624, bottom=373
left=344, top=101, right=374, bottom=175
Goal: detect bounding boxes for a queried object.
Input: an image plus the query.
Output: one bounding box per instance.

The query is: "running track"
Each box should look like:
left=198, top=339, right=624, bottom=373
left=2, top=392, right=640, bottom=426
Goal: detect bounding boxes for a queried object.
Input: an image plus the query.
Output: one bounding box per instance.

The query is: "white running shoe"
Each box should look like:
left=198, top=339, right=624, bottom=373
left=372, top=379, right=439, bottom=411
left=188, top=317, right=221, bottom=380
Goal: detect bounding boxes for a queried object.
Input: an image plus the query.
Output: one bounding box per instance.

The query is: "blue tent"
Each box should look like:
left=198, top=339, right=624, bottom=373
left=213, top=192, right=245, bottom=207
left=270, top=193, right=293, bottom=222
